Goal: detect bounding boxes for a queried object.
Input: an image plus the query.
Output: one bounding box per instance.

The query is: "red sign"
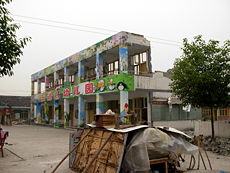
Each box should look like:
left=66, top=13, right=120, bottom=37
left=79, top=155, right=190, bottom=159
left=85, top=83, right=93, bottom=94
left=47, top=92, right=52, bottom=101
left=54, top=91, right=60, bottom=100
left=63, top=88, right=70, bottom=98
left=40, top=93, right=46, bottom=102
left=74, top=86, right=80, bottom=96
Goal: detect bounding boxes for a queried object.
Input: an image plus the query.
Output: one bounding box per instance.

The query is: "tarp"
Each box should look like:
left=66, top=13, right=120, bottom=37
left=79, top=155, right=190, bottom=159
left=122, top=128, right=198, bottom=173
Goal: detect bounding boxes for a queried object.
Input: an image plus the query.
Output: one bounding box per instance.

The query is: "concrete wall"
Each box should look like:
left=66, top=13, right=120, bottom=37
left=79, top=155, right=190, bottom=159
left=134, top=72, right=171, bottom=91
left=153, top=120, right=230, bottom=137
left=194, top=120, right=230, bottom=138
left=153, top=120, right=197, bottom=131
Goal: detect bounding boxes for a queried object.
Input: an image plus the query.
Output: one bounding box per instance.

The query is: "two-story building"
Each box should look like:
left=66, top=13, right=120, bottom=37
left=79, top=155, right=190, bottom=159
left=31, top=31, right=171, bottom=127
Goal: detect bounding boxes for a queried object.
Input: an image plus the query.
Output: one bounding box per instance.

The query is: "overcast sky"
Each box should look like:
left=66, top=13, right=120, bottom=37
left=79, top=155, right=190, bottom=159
left=0, top=0, right=229, bottom=96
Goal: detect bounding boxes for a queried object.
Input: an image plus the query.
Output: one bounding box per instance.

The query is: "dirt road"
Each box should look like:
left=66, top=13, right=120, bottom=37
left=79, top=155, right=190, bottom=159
left=0, top=125, right=230, bottom=173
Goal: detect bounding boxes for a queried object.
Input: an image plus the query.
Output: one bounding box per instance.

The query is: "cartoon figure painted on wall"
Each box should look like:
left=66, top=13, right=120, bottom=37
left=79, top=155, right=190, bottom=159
left=117, top=82, right=127, bottom=91
left=97, top=80, right=105, bottom=91
left=120, top=103, right=129, bottom=123
left=108, top=79, right=115, bottom=90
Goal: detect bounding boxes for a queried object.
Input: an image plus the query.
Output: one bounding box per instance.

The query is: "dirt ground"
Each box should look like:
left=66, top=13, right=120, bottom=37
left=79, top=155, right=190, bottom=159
left=0, top=125, right=230, bottom=173
left=0, top=125, right=75, bottom=173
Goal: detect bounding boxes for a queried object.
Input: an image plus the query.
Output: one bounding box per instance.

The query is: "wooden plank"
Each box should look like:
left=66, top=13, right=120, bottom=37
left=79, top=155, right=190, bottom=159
left=149, top=158, right=168, bottom=165
left=71, top=128, right=128, bottom=173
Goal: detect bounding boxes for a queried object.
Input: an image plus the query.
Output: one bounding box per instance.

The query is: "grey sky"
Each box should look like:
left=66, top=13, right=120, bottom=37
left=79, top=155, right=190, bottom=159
left=0, top=0, right=229, bottom=96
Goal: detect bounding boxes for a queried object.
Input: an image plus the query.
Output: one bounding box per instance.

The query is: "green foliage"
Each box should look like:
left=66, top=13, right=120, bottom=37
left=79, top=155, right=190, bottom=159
left=0, top=0, right=31, bottom=77
left=170, top=35, right=230, bottom=108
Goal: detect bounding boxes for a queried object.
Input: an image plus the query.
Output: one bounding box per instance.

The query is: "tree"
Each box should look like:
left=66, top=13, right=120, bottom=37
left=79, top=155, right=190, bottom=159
left=0, top=0, right=31, bottom=77
left=170, top=35, right=230, bottom=139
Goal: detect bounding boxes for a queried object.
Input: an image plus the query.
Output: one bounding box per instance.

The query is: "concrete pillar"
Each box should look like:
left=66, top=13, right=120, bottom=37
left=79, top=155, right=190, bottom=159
left=37, top=79, right=41, bottom=94
left=96, top=93, right=104, bottom=114
left=120, top=91, right=129, bottom=114
left=53, top=100, right=59, bottom=127
left=147, top=92, right=153, bottom=127
left=64, top=99, right=70, bottom=127
left=64, top=66, right=70, bottom=87
left=33, top=105, right=36, bottom=120
left=96, top=53, right=103, bottom=79
left=74, top=63, right=79, bottom=85
left=44, top=76, right=49, bottom=92
left=146, top=48, right=152, bottom=73
left=78, top=60, right=86, bottom=127
left=73, top=100, right=78, bottom=126
left=119, top=45, right=128, bottom=74
left=44, top=102, right=49, bottom=122
left=63, top=66, right=70, bottom=127
left=31, top=81, right=35, bottom=95
left=78, top=96, right=85, bottom=127
left=36, top=103, right=41, bottom=123
left=31, top=81, right=35, bottom=124
left=78, top=61, right=85, bottom=83
left=54, top=71, right=59, bottom=89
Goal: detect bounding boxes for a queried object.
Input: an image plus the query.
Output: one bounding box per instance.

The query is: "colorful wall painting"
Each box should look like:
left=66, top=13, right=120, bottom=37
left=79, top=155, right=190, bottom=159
left=31, top=31, right=150, bottom=81
left=36, top=103, right=41, bottom=123
left=119, top=46, right=128, bottom=73
left=34, top=73, right=134, bottom=102
left=78, top=96, right=85, bottom=127
left=78, top=61, right=85, bottom=83
left=96, top=53, right=103, bottom=79
left=53, top=100, right=59, bottom=127
left=120, top=91, right=129, bottom=113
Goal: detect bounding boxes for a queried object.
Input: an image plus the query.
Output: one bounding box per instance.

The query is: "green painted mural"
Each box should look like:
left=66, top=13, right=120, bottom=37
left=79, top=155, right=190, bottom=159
left=34, top=73, right=134, bottom=102
left=31, top=31, right=150, bottom=80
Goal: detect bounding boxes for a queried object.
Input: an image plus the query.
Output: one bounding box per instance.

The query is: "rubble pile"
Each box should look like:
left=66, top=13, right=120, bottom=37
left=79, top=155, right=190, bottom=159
left=202, top=136, right=230, bottom=156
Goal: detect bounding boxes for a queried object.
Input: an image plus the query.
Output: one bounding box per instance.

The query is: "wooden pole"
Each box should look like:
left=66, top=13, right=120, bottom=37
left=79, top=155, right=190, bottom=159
left=203, top=148, right=212, bottom=170
left=82, top=132, right=113, bottom=173
left=51, top=129, right=92, bottom=173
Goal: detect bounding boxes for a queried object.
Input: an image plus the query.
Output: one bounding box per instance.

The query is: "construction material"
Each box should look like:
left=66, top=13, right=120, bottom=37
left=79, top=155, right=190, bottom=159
left=71, top=128, right=128, bottom=173
left=95, top=113, right=135, bottom=129
left=51, top=129, right=92, bottom=173
left=149, top=158, right=169, bottom=173
left=82, top=132, right=113, bottom=173
left=194, top=135, right=212, bottom=170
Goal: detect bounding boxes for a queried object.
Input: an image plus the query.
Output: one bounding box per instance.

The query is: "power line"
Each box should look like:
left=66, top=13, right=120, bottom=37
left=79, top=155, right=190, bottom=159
left=15, top=19, right=181, bottom=47
left=15, top=19, right=111, bottom=36
left=13, top=14, right=118, bottom=33
left=146, top=36, right=181, bottom=44
left=13, top=14, right=182, bottom=45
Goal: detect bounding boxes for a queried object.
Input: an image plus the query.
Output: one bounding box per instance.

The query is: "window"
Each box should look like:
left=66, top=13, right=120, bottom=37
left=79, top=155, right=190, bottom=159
left=220, top=108, right=228, bottom=116
left=131, top=52, right=147, bottom=75
left=108, top=61, right=119, bottom=75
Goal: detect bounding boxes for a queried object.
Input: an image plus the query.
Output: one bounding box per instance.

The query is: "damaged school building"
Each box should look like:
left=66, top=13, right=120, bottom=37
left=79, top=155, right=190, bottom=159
left=31, top=31, right=202, bottom=128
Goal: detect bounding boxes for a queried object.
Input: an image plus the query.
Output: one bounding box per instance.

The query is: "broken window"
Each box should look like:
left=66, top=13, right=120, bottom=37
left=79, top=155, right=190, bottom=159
left=131, top=52, right=148, bottom=75
left=108, top=60, right=119, bottom=75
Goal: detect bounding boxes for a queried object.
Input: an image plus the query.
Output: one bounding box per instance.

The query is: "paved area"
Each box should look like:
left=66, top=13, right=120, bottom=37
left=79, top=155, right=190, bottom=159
left=0, top=125, right=75, bottom=173
left=0, top=125, right=230, bottom=173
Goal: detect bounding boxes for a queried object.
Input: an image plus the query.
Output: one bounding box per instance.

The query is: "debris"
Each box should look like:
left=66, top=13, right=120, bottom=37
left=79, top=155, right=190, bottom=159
left=202, top=136, right=230, bottom=156
left=68, top=126, right=199, bottom=173
left=5, top=148, right=25, bottom=161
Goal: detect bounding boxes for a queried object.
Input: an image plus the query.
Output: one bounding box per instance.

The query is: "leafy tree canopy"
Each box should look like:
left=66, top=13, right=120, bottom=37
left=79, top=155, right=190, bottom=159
left=170, top=35, right=230, bottom=108
left=0, top=0, right=31, bottom=77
